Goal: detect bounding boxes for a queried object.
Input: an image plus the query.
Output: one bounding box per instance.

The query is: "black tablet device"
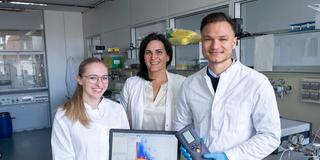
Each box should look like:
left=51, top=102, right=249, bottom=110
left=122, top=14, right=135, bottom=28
left=109, top=129, right=179, bottom=160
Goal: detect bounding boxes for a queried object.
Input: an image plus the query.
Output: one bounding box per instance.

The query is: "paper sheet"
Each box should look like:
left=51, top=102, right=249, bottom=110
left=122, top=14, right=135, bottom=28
left=254, top=34, right=274, bottom=71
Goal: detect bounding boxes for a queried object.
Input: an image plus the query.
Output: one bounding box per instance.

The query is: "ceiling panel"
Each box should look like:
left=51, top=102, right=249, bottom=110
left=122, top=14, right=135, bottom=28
left=0, top=0, right=110, bottom=12
left=20, top=0, right=103, bottom=7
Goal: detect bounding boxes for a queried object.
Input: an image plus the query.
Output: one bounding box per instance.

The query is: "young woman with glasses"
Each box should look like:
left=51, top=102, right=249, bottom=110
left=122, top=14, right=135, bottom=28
left=51, top=57, right=129, bottom=160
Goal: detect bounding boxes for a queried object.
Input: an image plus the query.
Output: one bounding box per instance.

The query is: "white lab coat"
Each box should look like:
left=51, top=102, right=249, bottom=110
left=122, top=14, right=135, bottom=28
left=51, top=98, right=129, bottom=160
left=173, top=60, right=281, bottom=160
left=120, top=71, right=185, bottom=131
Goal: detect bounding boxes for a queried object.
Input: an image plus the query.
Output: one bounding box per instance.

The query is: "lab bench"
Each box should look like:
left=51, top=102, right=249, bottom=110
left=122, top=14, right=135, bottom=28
left=265, top=151, right=309, bottom=160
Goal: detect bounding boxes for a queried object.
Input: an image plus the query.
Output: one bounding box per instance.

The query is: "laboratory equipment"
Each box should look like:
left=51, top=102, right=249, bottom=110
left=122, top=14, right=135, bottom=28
left=0, top=29, right=44, bottom=51
left=0, top=91, right=50, bottom=132
left=0, top=33, right=49, bottom=132
left=0, top=13, right=49, bottom=132
left=276, top=117, right=312, bottom=153
left=95, top=45, right=105, bottom=53
left=290, top=21, right=316, bottom=32
left=279, top=128, right=319, bottom=160
left=301, top=78, right=320, bottom=104
left=0, top=52, right=47, bottom=92
left=93, top=49, right=127, bottom=70
left=105, top=68, right=137, bottom=102
left=270, top=78, right=292, bottom=99
left=176, top=124, right=209, bottom=160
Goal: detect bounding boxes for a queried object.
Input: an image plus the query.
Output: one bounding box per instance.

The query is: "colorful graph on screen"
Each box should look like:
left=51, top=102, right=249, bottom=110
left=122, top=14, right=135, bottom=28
left=111, top=132, right=178, bottom=160
left=136, top=138, right=154, bottom=160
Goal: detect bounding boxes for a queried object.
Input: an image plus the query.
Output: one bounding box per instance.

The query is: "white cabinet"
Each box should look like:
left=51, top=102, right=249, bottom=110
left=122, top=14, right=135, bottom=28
left=0, top=102, right=50, bottom=132
left=44, top=11, right=84, bottom=121
left=129, top=0, right=167, bottom=25
left=0, top=10, right=51, bottom=132
left=128, top=0, right=229, bottom=25
left=239, top=0, right=320, bottom=72
left=240, top=30, right=320, bottom=72
left=168, top=0, right=227, bottom=16
left=0, top=10, right=43, bottom=30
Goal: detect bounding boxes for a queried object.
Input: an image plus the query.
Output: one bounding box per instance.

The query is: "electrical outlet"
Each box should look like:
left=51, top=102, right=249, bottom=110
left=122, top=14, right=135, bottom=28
left=301, top=78, right=320, bottom=104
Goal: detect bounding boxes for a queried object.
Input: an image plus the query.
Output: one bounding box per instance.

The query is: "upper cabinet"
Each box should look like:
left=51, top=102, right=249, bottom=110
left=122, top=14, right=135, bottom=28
left=129, top=0, right=168, bottom=25
left=168, top=0, right=228, bottom=16
left=0, top=30, right=44, bottom=51
left=0, top=10, right=47, bottom=92
left=82, top=0, right=232, bottom=57
left=130, top=5, right=230, bottom=70
left=130, top=4, right=230, bottom=71
left=240, top=30, right=320, bottom=72
left=129, top=0, right=229, bottom=26
left=239, top=0, right=320, bottom=72
left=0, top=10, right=43, bottom=30
left=0, top=10, right=44, bottom=52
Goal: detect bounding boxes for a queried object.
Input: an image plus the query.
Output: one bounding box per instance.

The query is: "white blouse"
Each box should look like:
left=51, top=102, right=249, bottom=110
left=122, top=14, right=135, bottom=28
left=142, top=82, right=168, bottom=130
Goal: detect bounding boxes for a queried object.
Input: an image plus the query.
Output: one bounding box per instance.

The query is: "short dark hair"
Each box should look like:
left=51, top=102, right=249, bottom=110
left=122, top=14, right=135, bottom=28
left=200, top=12, right=236, bottom=35
left=137, top=32, right=173, bottom=81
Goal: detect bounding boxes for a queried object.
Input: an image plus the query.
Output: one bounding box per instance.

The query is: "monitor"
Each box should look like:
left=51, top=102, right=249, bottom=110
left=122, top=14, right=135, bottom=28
left=109, top=129, right=179, bottom=160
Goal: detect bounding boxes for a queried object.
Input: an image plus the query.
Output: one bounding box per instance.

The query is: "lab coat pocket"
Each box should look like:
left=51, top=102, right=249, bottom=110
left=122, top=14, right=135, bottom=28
left=224, top=100, right=252, bottom=131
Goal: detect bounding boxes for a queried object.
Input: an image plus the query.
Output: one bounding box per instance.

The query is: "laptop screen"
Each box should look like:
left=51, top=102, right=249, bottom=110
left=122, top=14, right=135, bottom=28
left=109, top=129, right=179, bottom=160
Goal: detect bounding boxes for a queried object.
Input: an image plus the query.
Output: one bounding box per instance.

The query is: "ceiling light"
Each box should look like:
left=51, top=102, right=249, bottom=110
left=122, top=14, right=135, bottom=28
left=9, top=1, right=48, bottom=6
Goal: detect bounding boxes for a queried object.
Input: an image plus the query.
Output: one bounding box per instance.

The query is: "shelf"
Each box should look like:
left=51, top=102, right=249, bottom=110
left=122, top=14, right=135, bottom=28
left=0, top=51, right=45, bottom=54
left=240, top=29, right=320, bottom=39
left=93, top=51, right=127, bottom=55
left=264, top=28, right=320, bottom=35
left=0, top=88, right=49, bottom=94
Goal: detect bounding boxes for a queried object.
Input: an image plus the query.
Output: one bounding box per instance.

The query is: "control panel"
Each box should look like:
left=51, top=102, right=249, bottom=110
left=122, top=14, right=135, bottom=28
left=0, top=92, right=49, bottom=106
left=301, top=78, right=320, bottom=104
left=176, top=124, right=209, bottom=160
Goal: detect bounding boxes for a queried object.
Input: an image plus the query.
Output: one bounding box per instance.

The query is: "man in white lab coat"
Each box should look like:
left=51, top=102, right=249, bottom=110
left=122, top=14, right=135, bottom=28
left=173, top=12, right=281, bottom=160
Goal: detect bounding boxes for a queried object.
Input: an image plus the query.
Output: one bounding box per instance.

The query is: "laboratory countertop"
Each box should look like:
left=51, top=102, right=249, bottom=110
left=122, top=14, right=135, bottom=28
left=265, top=141, right=320, bottom=160
left=265, top=151, right=309, bottom=160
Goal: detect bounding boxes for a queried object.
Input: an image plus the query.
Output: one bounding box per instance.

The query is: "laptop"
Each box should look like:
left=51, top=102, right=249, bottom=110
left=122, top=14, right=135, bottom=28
left=109, top=129, right=180, bottom=160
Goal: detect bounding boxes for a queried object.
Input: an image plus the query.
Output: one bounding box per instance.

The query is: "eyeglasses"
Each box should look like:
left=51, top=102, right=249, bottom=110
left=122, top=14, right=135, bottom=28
left=82, top=75, right=109, bottom=84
